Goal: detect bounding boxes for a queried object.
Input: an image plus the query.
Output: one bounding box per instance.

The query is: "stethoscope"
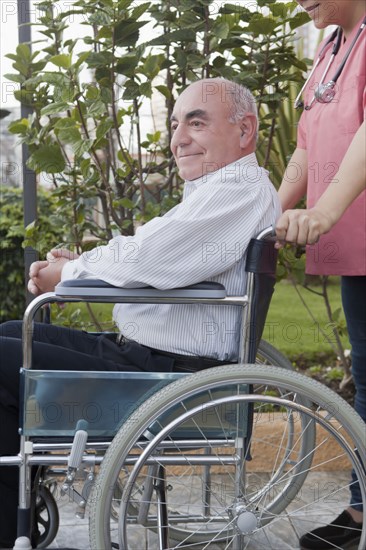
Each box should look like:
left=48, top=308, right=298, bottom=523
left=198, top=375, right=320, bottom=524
left=295, top=16, right=366, bottom=110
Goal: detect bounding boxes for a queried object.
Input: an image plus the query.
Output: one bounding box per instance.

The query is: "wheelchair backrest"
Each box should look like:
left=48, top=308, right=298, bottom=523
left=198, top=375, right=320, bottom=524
left=244, top=237, right=278, bottom=362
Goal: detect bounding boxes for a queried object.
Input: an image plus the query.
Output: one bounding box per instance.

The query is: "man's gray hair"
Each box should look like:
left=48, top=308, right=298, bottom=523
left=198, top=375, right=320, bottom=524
left=218, top=78, right=259, bottom=141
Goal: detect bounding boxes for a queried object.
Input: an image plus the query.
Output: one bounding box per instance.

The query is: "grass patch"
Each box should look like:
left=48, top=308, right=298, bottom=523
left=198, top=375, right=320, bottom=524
left=264, top=277, right=349, bottom=362
left=51, top=302, right=115, bottom=332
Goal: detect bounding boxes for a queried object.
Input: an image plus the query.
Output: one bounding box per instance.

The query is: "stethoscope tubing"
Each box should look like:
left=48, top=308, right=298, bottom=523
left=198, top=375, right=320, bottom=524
left=294, top=16, right=366, bottom=110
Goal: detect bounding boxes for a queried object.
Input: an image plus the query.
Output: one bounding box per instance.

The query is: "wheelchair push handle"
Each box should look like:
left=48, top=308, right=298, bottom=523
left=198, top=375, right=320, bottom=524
left=255, top=225, right=276, bottom=241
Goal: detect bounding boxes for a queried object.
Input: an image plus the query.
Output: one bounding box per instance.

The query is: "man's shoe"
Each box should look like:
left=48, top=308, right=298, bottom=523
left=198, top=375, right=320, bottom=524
left=299, top=510, right=362, bottom=550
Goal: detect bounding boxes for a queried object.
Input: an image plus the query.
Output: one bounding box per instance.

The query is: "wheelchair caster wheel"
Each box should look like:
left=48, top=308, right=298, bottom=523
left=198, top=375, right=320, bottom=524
left=34, top=484, right=59, bottom=548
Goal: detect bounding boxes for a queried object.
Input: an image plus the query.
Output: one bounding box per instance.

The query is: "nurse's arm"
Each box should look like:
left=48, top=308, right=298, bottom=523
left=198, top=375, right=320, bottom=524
left=276, top=120, right=366, bottom=245
left=278, top=147, right=308, bottom=211
left=275, top=147, right=308, bottom=245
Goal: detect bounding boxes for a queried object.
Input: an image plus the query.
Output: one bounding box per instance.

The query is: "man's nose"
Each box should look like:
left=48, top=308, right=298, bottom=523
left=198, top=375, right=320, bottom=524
left=170, top=123, right=191, bottom=149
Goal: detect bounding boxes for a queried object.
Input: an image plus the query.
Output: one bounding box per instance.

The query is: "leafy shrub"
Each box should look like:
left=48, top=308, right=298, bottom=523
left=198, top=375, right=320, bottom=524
left=0, top=187, right=64, bottom=321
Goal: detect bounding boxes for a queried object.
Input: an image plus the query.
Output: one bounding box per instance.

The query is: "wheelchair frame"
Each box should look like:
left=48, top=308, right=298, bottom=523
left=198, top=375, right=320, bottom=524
left=1, top=226, right=365, bottom=550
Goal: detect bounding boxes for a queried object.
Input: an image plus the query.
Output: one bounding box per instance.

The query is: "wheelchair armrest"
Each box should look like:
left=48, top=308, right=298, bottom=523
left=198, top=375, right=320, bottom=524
left=55, top=279, right=227, bottom=299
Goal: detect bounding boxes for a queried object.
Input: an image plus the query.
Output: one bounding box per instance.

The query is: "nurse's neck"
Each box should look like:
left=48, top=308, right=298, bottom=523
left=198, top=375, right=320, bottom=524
left=341, top=5, right=366, bottom=40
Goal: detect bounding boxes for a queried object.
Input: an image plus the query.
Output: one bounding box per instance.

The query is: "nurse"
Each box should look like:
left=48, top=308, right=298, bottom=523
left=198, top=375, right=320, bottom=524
left=276, top=1, right=366, bottom=549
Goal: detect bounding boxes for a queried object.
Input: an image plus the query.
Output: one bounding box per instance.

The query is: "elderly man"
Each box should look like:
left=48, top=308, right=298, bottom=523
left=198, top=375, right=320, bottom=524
left=0, top=77, right=280, bottom=547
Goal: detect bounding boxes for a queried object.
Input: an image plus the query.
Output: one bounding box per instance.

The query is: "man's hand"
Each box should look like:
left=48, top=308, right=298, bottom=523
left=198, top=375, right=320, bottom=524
left=275, top=208, right=333, bottom=248
left=28, top=249, right=79, bottom=296
left=49, top=248, right=80, bottom=261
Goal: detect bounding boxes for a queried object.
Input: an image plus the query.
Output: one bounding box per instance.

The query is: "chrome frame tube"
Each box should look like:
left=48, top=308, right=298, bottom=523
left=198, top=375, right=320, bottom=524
left=155, top=465, right=169, bottom=550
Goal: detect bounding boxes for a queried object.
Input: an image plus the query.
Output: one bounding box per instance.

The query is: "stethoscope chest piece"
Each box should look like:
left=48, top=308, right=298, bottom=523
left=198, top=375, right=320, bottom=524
left=314, top=81, right=336, bottom=104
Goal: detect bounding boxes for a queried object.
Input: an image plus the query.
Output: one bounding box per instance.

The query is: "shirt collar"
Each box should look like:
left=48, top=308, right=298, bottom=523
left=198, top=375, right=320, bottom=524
left=183, top=153, right=258, bottom=195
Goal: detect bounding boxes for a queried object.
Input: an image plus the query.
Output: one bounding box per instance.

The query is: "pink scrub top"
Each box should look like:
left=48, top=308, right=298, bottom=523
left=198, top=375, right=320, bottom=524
left=297, top=14, right=366, bottom=276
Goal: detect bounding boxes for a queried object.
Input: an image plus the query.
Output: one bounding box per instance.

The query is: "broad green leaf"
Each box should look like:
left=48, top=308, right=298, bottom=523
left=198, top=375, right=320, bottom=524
left=143, top=54, right=165, bottom=78
left=12, top=61, right=30, bottom=78
left=14, top=89, right=35, bottom=106
left=114, top=55, right=139, bottom=76
left=41, top=102, right=70, bottom=116
left=58, top=127, right=81, bottom=144
left=176, top=50, right=187, bottom=69
left=80, top=158, right=91, bottom=178
left=16, top=43, right=32, bottom=62
left=155, top=85, right=172, bottom=100
left=118, top=198, right=135, bottom=209
left=49, top=54, right=72, bottom=69
left=87, top=100, right=106, bottom=117
left=96, top=118, right=113, bottom=141
left=114, top=20, right=148, bottom=47
left=72, top=138, right=93, bottom=156
left=3, top=73, right=25, bottom=84
left=8, top=119, right=29, bottom=134
left=213, top=21, right=230, bottom=39
left=75, top=51, right=90, bottom=69
left=131, top=2, right=150, bottom=20
left=86, top=51, right=114, bottom=68
left=186, top=53, right=206, bottom=69
left=89, top=11, right=111, bottom=25
left=27, top=144, right=65, bottom=173
left=173, top=0, right=199, bottom=10
left=96, top=26, right=113, bottom=40
left=36, top=72, right=70, bottom=86
left=247, top=15, right=278, bottom=36
left=54, top=118, right=77, bottom=129
left=122, top=80, right=140, bottom=100
left=290, top=11, right=311, bottom=30
left=257, top=0, right=276, bottom=5
left=139, top=81, right=152, bottom=98
left=100, top=88, right=113, bottom=104
left=30, top=60, right=47, bottom=73
left=149, top=29, right=196, bottom=46
left=146, top=131, right=161, bottom=143
left=95, top=68, right=112, bottom=88
left=5, top=54, right=18, bottom=62
left=178, top=11, right=203, bottom=29
left=85, top=86, right=100, bottom=100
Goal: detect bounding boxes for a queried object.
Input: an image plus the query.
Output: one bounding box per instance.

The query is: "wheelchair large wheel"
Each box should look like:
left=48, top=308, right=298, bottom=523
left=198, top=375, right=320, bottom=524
left=89, top=364, right=365, bottom=549
left=256, top=339, right=294, bottom=369
left=106, top=341, right=292, bottom=528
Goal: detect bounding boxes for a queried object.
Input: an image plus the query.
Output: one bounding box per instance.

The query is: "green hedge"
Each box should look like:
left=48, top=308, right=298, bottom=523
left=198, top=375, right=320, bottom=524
left=0, top=187, right=63, bottom=321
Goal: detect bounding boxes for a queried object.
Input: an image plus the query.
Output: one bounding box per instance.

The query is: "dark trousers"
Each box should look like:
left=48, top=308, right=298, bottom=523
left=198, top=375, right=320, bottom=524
left=341, top=276, right=366, bottom=512
left=0, top=320, right=225, bottom=547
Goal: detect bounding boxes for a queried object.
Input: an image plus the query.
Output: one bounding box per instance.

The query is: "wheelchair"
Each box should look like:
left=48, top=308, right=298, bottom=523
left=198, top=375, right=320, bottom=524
left=2, top=227, right=365, bottom=550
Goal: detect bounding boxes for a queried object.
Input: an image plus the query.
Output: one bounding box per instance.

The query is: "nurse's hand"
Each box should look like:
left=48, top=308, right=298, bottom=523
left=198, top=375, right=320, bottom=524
left=275, top=208, right=333, bottom=247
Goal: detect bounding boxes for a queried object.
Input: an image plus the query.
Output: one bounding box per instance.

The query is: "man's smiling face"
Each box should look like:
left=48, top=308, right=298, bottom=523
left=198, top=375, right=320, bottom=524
left=170, top=80, right=246, bottom=181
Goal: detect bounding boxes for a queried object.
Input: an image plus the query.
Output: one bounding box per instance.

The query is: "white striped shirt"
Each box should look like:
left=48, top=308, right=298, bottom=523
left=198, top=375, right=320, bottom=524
left=62, top=153, right=281, bottom=360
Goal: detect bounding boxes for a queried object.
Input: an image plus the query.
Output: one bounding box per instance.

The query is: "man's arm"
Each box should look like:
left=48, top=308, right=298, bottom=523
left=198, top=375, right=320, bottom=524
left=28, top=165, right=278, bottom=294
left=58, top=167, right=277, bottom=290
left=276, top=120, right=366, bottom=245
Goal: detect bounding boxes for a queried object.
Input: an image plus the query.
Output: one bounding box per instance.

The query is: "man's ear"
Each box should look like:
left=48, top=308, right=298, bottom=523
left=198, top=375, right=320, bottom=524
left=239, top=113, right=257, bottom=148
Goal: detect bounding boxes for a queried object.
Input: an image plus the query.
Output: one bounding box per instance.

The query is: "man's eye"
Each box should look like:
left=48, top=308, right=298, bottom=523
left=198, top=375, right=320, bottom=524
left=171, top=124, right=178, bottom=132
left=191, top=120, right=202, bottom=127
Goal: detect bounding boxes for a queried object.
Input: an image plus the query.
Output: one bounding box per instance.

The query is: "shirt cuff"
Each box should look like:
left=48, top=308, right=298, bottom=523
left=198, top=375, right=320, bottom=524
left=61, top=259, right=78, bottom=281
